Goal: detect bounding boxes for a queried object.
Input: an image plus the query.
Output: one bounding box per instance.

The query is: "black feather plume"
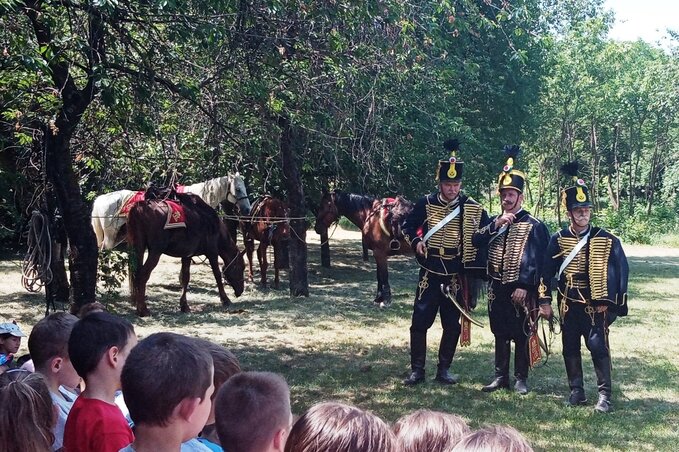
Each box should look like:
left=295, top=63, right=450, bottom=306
left=502, top=144, right=521, bottom=159
left=443, top=139, right=460, bottom=152
left=560, top=161, right=580, bottom=178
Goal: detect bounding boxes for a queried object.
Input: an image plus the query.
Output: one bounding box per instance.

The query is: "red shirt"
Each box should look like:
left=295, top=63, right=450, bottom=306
left=63, top=396, right=134, bottom=452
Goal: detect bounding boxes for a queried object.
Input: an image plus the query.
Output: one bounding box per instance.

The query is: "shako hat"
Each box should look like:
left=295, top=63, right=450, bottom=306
left=561, top=160, right=592, bottom=210
left=497, top=145, right=526, bottom=193
left=436, top=139, right=463, bottom=182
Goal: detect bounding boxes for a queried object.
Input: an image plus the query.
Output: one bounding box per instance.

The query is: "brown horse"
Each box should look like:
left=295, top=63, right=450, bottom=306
left=241, top=195, right=290, bottom=289
left=314, top=190, right=413, bottom=306
left=127, top=192, right=245, bottom=317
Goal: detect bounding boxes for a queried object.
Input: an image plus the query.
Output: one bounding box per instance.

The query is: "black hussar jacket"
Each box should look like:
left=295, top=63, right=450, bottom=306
left=402, top=192, right=488, bottom=276
left=538, top=226, right=629, bottom=316
left=472, top=210, right=550, bottom=292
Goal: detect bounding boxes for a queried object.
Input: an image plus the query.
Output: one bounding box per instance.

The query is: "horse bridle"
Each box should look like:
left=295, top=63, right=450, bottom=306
left=222, top=251, right=245, bottom=285
left=318, top=193, right=339, bottom=228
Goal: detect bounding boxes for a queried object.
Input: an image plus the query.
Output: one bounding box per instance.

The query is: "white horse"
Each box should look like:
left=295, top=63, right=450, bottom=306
left=91, top=173, right=251, bottom=250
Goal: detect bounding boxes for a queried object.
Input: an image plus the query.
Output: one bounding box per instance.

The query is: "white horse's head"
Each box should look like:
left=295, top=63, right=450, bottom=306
left=227, top=172, right=251, bottom=215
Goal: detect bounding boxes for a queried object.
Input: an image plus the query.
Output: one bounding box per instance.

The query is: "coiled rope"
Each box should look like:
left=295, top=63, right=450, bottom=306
left=21, top=211, right=53, bottom=292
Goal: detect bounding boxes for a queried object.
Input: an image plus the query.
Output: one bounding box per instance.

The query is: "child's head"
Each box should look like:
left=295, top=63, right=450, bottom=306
left=194, top=338, right=241, bottom=401
left=215, top=371, right=292, bottom=452
left=393, top=409, right=470, bottom=452
left=0, top=369, right=55, bottom=452
left=284, top=401, right=396, bottom=452
left=0, top=321, right=27, bottom=355
left=78, top=301, right=107, bottom=318
left=28, top=313, right=80, bottom=389
left=68, top=312, right=136, bottom=382
left=451, top=425, right=533, bottom=452
left=121, top=333, right=214, bottom=439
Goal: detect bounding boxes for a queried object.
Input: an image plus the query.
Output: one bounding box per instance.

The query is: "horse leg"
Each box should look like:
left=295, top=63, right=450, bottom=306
left=362, top=237, right=370, bottom=262
left=373, top=250, right=392, bottom=307
left=134, top=250, right=162, bottom=317
left=258, top=242, right=269, bottom=288
left=273, top=242, right=281, bottom=289
left=179, top=257, right=192, bottom=313
left=245, top=238, right=255, bottom=283
left=207, top=253, right=231, bottom=307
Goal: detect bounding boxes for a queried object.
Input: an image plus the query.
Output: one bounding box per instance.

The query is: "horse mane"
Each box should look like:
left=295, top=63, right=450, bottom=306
left=334, top=191, right=376, bottom=214
left=390, top=195, right=414, bottom=222
left=184, top=175, right=231, bottom=208
left=174, top=192, right=221, bottom=234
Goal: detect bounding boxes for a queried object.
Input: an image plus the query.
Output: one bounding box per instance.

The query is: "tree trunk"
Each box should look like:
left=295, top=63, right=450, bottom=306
left=44, top=125, right=98, bottom=313
left=607, top=124, right=620, bottom=211
left=590, top=120, right=600, bottom=211
left=279, top=116, right=309, bottom=297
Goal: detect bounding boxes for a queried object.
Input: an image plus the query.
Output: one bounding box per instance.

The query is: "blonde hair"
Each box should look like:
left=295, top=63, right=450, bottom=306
left=284, top=401, right=396, bottom=452
left=0, top=370, right=55, bottom=452
left=394, top=409, right=470, bottom=452
left=451, top=424, right=533, bottom=452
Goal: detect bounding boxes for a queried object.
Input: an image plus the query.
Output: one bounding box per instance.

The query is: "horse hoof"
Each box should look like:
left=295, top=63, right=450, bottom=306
left=180, top=306, right=191, bottom=314
left=222, top=299, right=232, bottom=308
left=137, top=308, right=151, bottom=317
left=379, top=300, right=392, bottom=308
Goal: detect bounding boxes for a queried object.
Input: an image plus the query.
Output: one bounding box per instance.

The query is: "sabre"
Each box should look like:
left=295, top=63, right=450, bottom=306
left=440, top=284, right=485, bottom=328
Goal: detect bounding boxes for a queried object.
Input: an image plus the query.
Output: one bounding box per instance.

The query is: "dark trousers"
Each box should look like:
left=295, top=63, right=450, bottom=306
left=488, top=280, right=529, bottom=379
left=561, top=300, right=615, bottom=398
left=561, top=301, right=611, bottom=360
left=409, top=269, right=462, bottom=372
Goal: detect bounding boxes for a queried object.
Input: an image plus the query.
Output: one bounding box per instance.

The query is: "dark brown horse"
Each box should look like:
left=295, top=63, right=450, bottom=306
left=241, top=195, right=290, bottom=289
left=127, top=192, right=245, bottom=317
left=314, top=190, right=413, bottom=306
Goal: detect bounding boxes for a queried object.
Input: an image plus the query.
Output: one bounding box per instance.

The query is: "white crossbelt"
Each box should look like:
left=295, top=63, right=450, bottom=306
left=557, top=230, right=590, bottom=280
left=423, top=206, right=460, bottom=243
left=488, top=224, right=508, bottom=244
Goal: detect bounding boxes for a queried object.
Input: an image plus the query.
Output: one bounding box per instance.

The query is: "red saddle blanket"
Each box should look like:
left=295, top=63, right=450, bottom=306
left=117, top=192, right=186, bottom=229
left=119, top=191, right=145, bottom=216
left=163, top=200, right=186, bottom=229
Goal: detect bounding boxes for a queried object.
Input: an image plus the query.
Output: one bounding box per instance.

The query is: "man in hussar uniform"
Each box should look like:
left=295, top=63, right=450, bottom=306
left=401, top=139, right=488, bottom=386
left=472, top=145, right=550, bottom=395
left=539, top=161, right=629, bottom=413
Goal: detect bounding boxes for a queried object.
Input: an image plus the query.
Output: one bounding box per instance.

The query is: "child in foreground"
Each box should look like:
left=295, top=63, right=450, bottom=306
left=63, top=312, right=137, bottom=452
left=121, top=332, right=214, bottom=452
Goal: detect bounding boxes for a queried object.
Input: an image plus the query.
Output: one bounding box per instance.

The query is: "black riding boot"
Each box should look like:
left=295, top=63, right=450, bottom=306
left=482, top=338, right=510, bottom=392
left=514, top=340, right=529, bottom=395
left=565, top=355, right=587, bottom=406
left=435, top=329, right=459, bottom=385
left=404, top=331, right=427, bottom=386
left=593, top=355, right=613, bottom=413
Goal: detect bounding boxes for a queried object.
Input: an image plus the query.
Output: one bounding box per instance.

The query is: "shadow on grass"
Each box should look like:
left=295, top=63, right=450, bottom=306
left=2, top=234, right=678, bottom=451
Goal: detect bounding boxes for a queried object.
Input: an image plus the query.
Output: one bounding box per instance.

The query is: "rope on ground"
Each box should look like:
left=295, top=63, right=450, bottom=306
left=22, top=211, right=53, bottom=292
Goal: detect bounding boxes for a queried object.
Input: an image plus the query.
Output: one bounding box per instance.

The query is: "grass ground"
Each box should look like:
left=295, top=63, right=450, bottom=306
left=1, top=229, right=677, bottom=451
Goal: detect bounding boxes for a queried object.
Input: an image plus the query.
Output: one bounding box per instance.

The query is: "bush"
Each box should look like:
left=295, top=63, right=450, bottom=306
left=599, top=205, right=679, bottom=245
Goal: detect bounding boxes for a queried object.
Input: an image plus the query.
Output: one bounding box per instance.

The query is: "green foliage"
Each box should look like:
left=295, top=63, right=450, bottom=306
left=600, top=205, right=679, bottom=245
left=97, top=250, right=129, bottom=295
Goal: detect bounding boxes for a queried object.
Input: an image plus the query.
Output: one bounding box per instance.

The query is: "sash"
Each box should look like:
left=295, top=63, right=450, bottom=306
left=556, top=230, right=590, bottom=280
left=423, top=206, right=460, bottom=243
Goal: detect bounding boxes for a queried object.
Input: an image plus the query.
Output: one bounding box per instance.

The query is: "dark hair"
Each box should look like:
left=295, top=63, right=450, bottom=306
left=78, top=302, right=107, bottom=318
left=68, top=311, right=135, bottom=379
left=28, top=312, right=79, bottom=371
left=451, top=425, right=533, bottom=452
left=284, top=401, right=396, bottom=452
left=394, top=409, right=470, bottom=452
left=194, top=339, right=241, bottom=400
left=215, top=371, right=291, bottom=452
left=0, top=370, right=55, bottom=452
left=121, top=333, right=213, bottom=427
